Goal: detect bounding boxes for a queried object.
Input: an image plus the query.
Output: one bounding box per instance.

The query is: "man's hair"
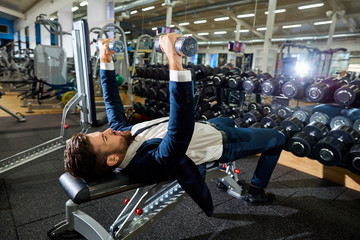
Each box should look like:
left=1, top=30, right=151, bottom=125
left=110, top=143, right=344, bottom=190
left=64, top=132, right=102, bottom=181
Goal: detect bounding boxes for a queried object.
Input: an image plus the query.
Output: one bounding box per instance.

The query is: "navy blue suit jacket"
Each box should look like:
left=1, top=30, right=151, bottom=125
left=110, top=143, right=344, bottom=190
left=100, top=69, right=213, bottom=216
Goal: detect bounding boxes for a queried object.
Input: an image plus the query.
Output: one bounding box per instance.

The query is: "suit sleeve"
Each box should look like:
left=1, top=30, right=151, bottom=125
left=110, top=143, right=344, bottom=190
left=154, top=70, right=195, bottom=169
left=100, top=63, right=130, bottom=130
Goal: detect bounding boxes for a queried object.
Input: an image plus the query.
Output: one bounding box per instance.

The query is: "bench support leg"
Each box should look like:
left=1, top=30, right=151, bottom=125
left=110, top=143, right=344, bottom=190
left=48, top=200, right=112, bottom=240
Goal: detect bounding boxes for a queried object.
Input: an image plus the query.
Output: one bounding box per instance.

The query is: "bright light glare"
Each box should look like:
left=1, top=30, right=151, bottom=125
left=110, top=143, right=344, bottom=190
left=142, top=6, right=155, bottom=11
left=80, top=1, right=88, bottom=7
left=265, top=9, right=286, bottom=14
left=72, top=6, right=78, bottom=12
left=298, top=3, right=324, bottom=10
left=296, top=62, right=310, bottom=75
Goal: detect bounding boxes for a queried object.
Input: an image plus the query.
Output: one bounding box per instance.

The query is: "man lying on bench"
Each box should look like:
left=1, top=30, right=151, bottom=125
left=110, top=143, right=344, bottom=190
left=63, top=33, right=286, bottom=217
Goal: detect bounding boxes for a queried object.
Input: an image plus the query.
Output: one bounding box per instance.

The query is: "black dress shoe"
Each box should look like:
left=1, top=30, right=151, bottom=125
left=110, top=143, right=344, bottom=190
left=243, top=189, right=275, bottom=206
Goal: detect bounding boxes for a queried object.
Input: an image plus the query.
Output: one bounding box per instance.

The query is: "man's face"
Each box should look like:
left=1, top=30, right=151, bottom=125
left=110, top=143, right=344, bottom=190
left=87, top=128, right=132, bottom=161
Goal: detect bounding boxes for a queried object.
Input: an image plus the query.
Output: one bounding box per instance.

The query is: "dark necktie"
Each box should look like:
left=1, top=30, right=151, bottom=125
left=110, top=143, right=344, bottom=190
left=132, top=119, right=169, bottom=140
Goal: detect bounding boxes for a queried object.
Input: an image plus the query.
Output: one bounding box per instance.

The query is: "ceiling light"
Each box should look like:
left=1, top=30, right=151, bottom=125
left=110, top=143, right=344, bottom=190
left=298, top=3, right=324, bottom=10
left=161, top=3, right=165, bottom=6
left=237, top=13, right=255, bottom=18
left=71, top=6, right=78, bottom=12
left=256, top=27, right=267, bottom=31
left=314, top=20, right=332, bottom=25
left=179, top=22, right=189, bottom=26
left=130, top=10, right=138, bottom=14
left=198, top=32, right=209, bottom=36
left=184, top=34, right=193, bottom=36
left=214, top=31, right=227, bottom=34
left=124, top=31, right=131, bottom=34
left=214, top=17, right=229, bottom=21
left=152, top=27, right=157, bottom=30
left=265, top=9, right=286, bottom=14
left=282, top=24, right=302, bottom=29
left=142, top=6, right=155, bottom=11
left=234, top=29, right=250, bottom=33
left=194, top=20, right=207, bottom=24
left=79, top=1, right=88, bottom=7
left=170, top=24, right=175, bottom=27
left=50, top=18, right=54, bottom=20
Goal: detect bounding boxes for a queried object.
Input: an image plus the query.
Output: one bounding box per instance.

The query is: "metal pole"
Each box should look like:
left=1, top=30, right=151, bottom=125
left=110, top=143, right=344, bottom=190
left=326, top=13, right=338, bottom=49
left=262, top=0, right=277, bottom=73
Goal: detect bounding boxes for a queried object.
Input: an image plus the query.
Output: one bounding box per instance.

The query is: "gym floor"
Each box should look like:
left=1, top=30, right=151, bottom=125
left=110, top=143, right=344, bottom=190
left=1, top=110, right=360, bottom=240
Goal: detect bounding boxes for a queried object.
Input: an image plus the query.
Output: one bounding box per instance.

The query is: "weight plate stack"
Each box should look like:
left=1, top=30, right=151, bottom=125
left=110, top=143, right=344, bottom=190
left=330, top=116, right=353, bottom=130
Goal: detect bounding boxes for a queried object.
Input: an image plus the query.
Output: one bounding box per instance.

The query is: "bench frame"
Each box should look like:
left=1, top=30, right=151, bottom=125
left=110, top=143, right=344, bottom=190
left=48, top=162, right=243, bottom=240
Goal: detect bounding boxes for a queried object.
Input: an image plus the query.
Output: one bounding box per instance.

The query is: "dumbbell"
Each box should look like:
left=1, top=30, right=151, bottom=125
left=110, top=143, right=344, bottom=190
left=133, top=102, right=148, bottom=116
left=329, top=116, right=353, bottom=130
left=344, top=141, right=360, bottom=175
left=195, top=101, right=212, bottom=120
left=276, top=117, right=304, bottom=149
left=353, top=119, right=360, bottom=135
left=226, top=107, right=244, bottom=120
left=154, top=36, right=198, bottom=57
left=133, top=81, right=143, bottom=97
left=313, top=125, right=360, bottom=166
left=148, top=81, right=163, bottom=100
left=158, top=66, right=169, bottom=80
left=200, top=105, right=227, bottom=121
left=212, top=73, right=228, bottom=88
left=288, top=121, right=329, bottom=158
left=281, top=76, right=314, bottom=99
left=305, top=77, right=346, bottom=103
left=135, top=67, right=145, bottom=78
left=292, top=109, right=311, bottom=124
left=157, top=83, right=170, bottom=102
left=194, top=64, right=212, bottom=80
left=260, top=113, right=282, bottom=128
left=261, top=75, right=291, bottom=96
left=148, top=101, right=170, bottom=119
left=309, top=111, right=331, bottom=126
left=276, top=106, right=293, bottom=119
left=333, top=80, right=360, bottom=107
left=242, top=72, right=261, bottom=93
left=234, top=109, right=262, bottom=128
left=212, top=67, right=220, bottom=75
left=227, top=75, right=243, bottom=90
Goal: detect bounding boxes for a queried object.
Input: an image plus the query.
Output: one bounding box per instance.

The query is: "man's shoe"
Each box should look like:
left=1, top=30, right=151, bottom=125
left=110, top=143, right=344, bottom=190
left=243, top=189, right=275, bottom=206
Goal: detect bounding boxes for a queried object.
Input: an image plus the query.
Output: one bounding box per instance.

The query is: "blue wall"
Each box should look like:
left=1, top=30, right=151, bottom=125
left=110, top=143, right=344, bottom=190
left=0, top=17, right=14, bottom=40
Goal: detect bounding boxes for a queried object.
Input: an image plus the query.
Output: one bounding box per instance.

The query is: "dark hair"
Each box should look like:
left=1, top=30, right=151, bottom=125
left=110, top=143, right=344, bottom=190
left=64, top=132, right=99, bottom=181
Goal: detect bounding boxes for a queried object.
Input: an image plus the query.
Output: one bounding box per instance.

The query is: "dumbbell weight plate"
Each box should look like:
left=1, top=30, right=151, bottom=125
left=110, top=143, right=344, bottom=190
left=345, top=143, right=360, bottom=175
left=288, top=132, right=316, bottom=157
left=277, top=106, right=293, bottom=119
left=262, top=105, right=272, bottom=115
left=280, top=117, right=304, bottom=133
left=302, top=121, right=329, bottom=139
left=261, top=113, right=281, bottom=128
left=353, top=119, right=360, bottom=135
left=334, top=84, right=359, bottom=107
left=273, top=125, right=291, bottom=142
left=313, top=136, right=346, bottom=166
left=330, top=116, right=353, bottom=129
left=243, top=110, right=262, bottom=124
left=247, top=102, right=262, bottom=113
left=327, top=125, right=360, bottom=146
left=292, top=110, right=311, bottom=124
left=310, top=112, right=331, bottom=126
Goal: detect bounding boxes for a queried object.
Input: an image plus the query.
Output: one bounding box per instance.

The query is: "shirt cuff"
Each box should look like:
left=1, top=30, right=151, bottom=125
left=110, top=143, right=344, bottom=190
left=170, top=70, right=191, bottom=82
left=100, top=62, right=114, bottom=71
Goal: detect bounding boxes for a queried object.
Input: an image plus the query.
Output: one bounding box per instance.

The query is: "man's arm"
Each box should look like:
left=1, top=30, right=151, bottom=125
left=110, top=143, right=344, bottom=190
left=153, top=34, right=195, bottom=168
left=99, top=39, right=130, bottom=130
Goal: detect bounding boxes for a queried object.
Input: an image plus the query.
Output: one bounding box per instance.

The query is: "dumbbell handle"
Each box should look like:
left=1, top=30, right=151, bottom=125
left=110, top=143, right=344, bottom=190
left=154, top=36, right=198, bottom=57
left=96, top=40, right=125, bottom=53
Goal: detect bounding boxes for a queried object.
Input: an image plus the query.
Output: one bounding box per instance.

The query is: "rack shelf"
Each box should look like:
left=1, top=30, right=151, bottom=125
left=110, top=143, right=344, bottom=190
left=278, top=151, right=360, bottom=192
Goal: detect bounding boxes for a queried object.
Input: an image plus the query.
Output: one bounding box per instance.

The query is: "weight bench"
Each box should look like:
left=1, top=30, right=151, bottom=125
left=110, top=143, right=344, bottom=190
left=48, top=162, right=244, bottom=240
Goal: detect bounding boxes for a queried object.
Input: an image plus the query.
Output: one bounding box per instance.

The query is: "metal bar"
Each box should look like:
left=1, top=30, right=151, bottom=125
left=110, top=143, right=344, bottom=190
left=0, top=137, right=65, bottom=177
left=0, top=105, right=26, bottom=122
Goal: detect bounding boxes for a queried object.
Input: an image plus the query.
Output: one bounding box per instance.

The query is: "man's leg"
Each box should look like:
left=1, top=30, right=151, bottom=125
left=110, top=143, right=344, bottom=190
left=218, top=125, right=286, bottom=204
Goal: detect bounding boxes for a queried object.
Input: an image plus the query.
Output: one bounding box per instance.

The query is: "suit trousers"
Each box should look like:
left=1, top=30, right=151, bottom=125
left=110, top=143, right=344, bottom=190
left=208, top=117, right=286, bottom=189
